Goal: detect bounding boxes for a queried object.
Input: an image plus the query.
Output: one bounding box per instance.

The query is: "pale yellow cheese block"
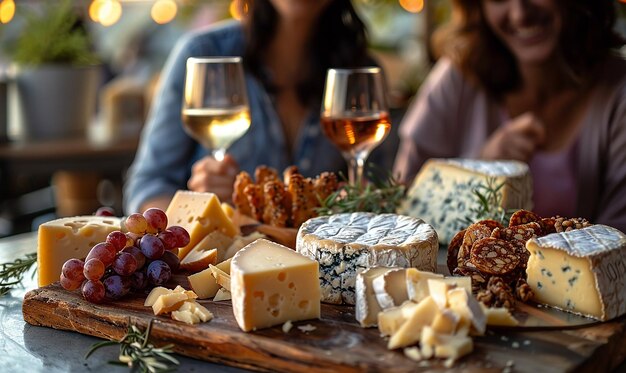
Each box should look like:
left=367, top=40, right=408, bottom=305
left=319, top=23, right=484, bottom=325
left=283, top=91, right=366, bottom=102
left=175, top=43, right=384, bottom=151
left=165, top=191, right=238, bottom=259
left=187, top=258, right=231, bottom=299
left=37, top=216, right=122, bottom=287
left=231, top=238, right=321, bottom=332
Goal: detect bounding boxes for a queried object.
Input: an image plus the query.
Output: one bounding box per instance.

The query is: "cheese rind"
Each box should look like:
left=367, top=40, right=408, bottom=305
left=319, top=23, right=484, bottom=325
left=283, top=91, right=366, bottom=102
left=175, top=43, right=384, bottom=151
left=355, top=267, right=394, bottom=327
left=37, top=216, right=122, bottom=286
left=165, top=191, right=238, bottom=259
left=398, top=158, right=532, bottom=244
left=526, top=225, right=626, bottom=321
left=296, top=212, right=438, bottom=304
left=373, top=268, right=409, bottom=309
left=231, top=238, right=320, bottom=332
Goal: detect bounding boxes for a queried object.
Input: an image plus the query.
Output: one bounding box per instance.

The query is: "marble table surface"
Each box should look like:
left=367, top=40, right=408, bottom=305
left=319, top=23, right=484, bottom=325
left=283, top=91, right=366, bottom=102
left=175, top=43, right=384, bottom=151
left=0, top=232, right=244, bottom=372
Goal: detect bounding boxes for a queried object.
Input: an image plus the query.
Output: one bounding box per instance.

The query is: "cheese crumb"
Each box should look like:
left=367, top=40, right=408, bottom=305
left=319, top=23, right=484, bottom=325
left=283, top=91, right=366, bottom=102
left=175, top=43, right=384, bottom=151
left=282, top=320, right=293, bottom=333
left=403, top=347, right=423, bottom=362
left=297, top=324, right=316, bottom=333
left=511, top=342, right=520, bottom=349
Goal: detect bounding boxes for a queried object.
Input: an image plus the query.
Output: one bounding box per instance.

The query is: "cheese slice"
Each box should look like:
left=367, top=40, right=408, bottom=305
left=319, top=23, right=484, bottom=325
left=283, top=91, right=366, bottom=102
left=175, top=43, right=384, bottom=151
left=377, top=301, right=420, bottom=336
left=355, top=267, right=394, bottom=327
left=406, top=268, right=444, bottom=303
left=526, top=225, right=626, bottom=321
left=187, top=259, right=231, bottom=299
left=165, top=191, right=238, bottom=259
left=296, top=212, right=438, bottom=304
left=373, top=268, right=409, bottom=309
left=447, top=288, right=486, bottom=335
left=398, top=158, right=532, bottom=244
left=482, top=306, right=519, bottom=327
left=427, top=277, right=472, bottom=309
left=37, top=216, right=122, bottom=286
left=231, top=238, right=321, bottom=332
left=387, top=296, right=439, bottom=349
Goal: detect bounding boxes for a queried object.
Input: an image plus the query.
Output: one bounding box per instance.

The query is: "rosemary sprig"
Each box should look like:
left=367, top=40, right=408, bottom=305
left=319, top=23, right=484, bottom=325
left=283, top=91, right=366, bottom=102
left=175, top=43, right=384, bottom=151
left=0, top=252, right=37, bottom=296
left=86, top=320, right=179, bottom=373
left=459, top=176, right=516, bottom=226
left=316, top=168, right=406, bottom=215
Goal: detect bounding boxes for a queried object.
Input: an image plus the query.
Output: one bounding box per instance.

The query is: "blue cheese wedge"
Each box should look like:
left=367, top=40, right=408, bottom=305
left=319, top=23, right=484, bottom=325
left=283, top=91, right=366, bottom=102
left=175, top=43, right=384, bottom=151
left=526, top=225, right=626, bottom=321
left=398, top=158, right=533, bottom=244
left=296, top=213, right=438, bottom=304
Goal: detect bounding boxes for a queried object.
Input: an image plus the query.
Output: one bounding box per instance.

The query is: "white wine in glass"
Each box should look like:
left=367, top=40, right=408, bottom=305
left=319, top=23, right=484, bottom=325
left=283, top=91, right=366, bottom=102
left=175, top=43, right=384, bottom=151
left=321, top=67, right=391, bottom=185
left=182, top=57, right=250, bottom=161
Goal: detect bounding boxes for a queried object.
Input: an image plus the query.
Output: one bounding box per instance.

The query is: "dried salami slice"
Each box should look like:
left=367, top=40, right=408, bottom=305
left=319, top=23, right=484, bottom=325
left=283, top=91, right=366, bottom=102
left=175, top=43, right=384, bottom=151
left=470, top=237, right=520, bottom=275
left=509, top=239, right=530, bottom=269
left=457, top=223, right=492, bottom=268
left=499, top=221, right=542, bottom=241
left=447, top=229, right=466, bottom=275
left=509, top=209, right=541, bottom=227
left=476, top=219, right=504, bottom=232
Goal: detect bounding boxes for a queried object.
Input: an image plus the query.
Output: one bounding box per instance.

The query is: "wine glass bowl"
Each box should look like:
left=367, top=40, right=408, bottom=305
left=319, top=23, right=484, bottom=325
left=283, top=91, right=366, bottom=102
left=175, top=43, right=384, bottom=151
left=321, top=67, right=391, bottom=184
left=182, top=57, right=250, bottom=161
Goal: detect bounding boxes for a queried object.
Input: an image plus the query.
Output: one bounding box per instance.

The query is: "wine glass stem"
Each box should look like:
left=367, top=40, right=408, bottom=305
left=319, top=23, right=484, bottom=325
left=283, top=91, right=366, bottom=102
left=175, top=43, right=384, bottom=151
left=212, top=148, right=226, bottom=162
left=347, top=155, right=366, bottom=186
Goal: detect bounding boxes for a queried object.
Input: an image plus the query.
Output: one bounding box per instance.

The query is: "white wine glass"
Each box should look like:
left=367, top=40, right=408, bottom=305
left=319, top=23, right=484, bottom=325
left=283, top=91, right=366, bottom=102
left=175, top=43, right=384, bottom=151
left=182, top=57, right=250, bottom=161
left=321, top=67, right=391, bottom=185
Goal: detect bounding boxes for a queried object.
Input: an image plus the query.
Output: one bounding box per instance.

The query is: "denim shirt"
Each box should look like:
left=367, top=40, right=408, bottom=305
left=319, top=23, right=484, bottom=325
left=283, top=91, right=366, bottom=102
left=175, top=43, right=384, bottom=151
left=123, top=21, right=347, bottom=214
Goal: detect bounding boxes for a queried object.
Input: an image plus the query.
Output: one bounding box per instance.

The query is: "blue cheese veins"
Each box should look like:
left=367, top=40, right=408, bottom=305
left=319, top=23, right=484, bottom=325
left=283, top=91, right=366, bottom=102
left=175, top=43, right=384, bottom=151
left=296, top=213, right=438, bottom=304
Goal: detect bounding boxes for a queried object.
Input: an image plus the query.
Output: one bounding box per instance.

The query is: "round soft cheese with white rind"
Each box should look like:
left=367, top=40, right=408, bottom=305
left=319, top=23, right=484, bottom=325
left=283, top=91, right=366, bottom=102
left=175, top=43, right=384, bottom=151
left=296, top=212, right=438, bottom=304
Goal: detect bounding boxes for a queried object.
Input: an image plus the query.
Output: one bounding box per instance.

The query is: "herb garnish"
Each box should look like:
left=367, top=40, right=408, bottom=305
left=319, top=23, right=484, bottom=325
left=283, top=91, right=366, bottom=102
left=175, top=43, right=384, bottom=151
left=459, top=176, right=515, bottom=226
left=86, top=320, right=179, bottom=373
left=317, top=168, right=406, bottom=215
left=0, top=253, right=37, bottom=296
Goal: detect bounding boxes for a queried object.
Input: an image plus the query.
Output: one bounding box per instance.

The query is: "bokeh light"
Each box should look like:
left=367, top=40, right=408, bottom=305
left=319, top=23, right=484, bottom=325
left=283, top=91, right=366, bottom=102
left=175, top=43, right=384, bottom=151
left=399, top=0, right=424, bottom=13
left=151, top=0, right=178, bottom=25
left=229, top=0, right=248, bottom=21
left=0, top=0, right=15, bottom=24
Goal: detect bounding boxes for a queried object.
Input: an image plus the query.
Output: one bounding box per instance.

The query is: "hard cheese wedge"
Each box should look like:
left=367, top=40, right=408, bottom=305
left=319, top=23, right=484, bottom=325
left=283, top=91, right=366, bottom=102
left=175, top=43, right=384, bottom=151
left=165, top=191, right=238, bottom=259
left=231, top=238, right=321, bottom=332
left=37, top=216, right=122, bottom=286
left=526, top=224, right=626, bottom=321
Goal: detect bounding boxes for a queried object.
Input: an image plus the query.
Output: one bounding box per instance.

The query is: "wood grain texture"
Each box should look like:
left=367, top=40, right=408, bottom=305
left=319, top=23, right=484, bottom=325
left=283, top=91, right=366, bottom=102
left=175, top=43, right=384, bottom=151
left=22, top=277, right=626, bottom=373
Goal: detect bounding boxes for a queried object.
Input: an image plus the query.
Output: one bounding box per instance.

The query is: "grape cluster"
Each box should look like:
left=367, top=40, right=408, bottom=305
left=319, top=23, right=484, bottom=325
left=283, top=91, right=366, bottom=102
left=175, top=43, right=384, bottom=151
left=60, top=208, right=190, bottom=304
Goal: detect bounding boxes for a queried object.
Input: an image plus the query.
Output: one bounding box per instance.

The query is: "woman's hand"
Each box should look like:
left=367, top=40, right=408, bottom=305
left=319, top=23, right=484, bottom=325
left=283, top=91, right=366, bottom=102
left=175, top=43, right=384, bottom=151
left=481, top=112, right=546, bottom=162
left=187, top=154, right=239, bottom=202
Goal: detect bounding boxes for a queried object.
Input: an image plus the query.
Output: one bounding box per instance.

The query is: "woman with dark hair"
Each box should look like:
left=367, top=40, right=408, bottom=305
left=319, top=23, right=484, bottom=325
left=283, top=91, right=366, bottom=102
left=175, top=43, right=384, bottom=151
left=124, top=0, right=372, bottom=213
left=394, top=0, right=626, bottom=230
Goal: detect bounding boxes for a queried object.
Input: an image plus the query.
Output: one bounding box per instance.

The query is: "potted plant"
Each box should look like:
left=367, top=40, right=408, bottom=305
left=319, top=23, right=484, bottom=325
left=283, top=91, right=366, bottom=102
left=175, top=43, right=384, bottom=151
left=7, top=0, right=100, bottom=141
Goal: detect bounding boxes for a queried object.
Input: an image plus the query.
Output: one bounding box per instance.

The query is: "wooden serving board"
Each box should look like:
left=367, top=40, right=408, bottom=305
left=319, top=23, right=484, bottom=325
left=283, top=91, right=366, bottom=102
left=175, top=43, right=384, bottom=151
left=22, top=275, right=626, bottom=373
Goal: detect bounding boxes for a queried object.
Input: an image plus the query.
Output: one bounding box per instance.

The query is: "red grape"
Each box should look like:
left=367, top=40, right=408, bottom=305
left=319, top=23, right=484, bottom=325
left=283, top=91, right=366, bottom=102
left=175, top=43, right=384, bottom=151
left=86, top=242, right=116, bottom=267
left=106, top=231, right=127, bottom=252
left=83, top=258, right=105, bottom=281
left=112, top=252, right=138, bottom=276
left=140, top=234, right=165, bottom=260
left=103, top=275, right=131, bottom=299
left=160, top=250, right=180, bottom=272
left=157, top=230, right=177, bottom=251
left=143, top=208, right=168, bottom=233
left=82, top=280, right=105, bottom=303
left=62, top=258, right=85, bottom=282
left=167, top=226, right=190, bottom=247
left=121, top=246, right=146, bottom=269
left=60, top=273, right=82, bottom=291
left=125, top=232, right=142, bottom=246
left=125, top=213, right=148, bottom=234
left=131, top=271, right=148, bottom=291
left=95, top=206, right=115, bottom=217
left=147, top=260, right=171, bottom=286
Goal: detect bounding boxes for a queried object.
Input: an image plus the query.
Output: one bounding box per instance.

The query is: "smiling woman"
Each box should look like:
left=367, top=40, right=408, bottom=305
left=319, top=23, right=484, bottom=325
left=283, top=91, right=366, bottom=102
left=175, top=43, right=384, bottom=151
left=393, top=0, right=626, bottom=231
